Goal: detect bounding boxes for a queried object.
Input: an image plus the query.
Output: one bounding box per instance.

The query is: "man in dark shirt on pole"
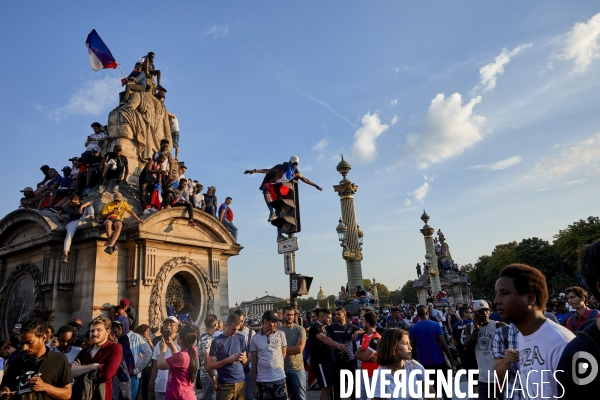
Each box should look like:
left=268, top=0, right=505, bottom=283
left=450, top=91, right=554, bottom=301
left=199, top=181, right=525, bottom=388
left=328, top=308, right=359, bottom=400
left=308, top=309, right=347, bottom=400
left=0, top=319, right=73, bottom=399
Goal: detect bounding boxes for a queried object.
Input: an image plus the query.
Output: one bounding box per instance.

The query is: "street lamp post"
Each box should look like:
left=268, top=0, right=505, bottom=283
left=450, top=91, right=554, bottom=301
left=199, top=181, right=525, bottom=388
left=420, top=210, right=442, bottom=295
left=334, top=155, right=364, bottom=292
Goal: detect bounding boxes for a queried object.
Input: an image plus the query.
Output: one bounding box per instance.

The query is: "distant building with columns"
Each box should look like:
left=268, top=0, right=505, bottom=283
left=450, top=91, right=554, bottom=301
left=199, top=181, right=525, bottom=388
left=239, top=295, right=285, bottom=316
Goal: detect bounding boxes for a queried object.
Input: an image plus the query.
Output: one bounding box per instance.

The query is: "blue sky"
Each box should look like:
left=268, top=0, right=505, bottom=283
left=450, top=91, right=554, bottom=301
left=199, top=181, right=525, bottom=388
left=2, top=2, right=600, bottom=306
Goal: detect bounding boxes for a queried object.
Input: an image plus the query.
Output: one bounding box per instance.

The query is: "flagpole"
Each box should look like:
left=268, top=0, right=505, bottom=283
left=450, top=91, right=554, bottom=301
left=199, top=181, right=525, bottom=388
left=116, top=64, right=128, bottom=79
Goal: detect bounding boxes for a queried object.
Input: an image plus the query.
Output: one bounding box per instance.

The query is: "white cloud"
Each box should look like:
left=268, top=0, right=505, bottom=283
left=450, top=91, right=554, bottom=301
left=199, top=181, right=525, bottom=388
left=477, top=44, right=532, bottom=91
left=390, top=99, right=398, bottom=106
left=404, top=198, right=412, bottom=206
left=559, top=13, right=600, bottom=73
left=404, top=93, right=487, bottom=166
left=351, top=112, right=389, bottom=162
left=563, top=179, right=587, bottom=185
left=205, top=24, right=229, bottom=39
left=391, top=114, right=399, bottom=125
left=412, top=182, right=429, bottom=202
left=35, top=76, right=121, bottom=121
left=469, top=156, right=522, bottom=171
left=534, top=133, right=600, bottom=176
left=312, top=137, right=331, bottom=152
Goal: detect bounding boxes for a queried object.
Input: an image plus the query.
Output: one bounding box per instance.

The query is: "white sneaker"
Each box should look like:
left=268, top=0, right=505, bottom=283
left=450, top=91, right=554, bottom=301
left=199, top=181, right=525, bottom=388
left=268, top=212, right=277, bottom=222
left=149, top=207, right=158, bottom=213
left=143, top=209, right=151, bottom=215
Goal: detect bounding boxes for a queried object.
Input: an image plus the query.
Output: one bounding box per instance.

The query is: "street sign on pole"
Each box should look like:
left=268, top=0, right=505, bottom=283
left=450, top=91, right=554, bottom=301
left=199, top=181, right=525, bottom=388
left=284, top=252, right=295, bottom=275
left=278, top=237, right=299, bottom=254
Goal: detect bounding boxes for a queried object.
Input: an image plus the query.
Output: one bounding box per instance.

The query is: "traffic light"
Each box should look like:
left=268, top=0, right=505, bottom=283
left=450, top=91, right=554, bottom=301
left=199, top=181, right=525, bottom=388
left=271, top=181, right=301, bottom=234
left=291, top=274, right=313, bottom=296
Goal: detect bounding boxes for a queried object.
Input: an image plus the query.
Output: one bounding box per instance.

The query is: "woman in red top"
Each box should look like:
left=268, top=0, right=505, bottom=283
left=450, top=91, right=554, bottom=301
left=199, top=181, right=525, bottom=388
left=157, top=324, right=198, bottom=400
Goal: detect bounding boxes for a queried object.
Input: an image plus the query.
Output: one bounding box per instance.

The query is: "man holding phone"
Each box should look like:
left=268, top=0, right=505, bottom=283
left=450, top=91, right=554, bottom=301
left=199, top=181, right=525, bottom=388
left=149, top=316, right=180, bottom=400
left=207, top=314, right=248, bottom=400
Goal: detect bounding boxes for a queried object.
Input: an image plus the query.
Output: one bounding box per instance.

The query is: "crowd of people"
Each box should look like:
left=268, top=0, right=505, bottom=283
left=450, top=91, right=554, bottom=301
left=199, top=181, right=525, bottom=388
left=18, top=51, right=241, bottom=251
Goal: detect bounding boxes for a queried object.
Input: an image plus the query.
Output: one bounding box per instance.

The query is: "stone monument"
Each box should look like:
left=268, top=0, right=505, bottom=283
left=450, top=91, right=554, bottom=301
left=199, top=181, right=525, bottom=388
left=0, top=82, right=242, bottom=335
left=413, top=211, right=470, bottom=305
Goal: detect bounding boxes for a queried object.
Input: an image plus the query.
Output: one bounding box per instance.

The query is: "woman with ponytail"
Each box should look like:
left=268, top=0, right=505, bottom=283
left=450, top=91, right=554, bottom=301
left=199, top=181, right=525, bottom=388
left=157, top=324, right=198, bottom=400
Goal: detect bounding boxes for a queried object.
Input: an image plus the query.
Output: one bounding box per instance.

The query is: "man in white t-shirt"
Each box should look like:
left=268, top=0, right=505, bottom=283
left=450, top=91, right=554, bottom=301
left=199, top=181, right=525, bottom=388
left=149, top=316, right=180, bottom=400
left=494, top=264, right=574, bottom=399
left=81, top=122, right=108, bottom=165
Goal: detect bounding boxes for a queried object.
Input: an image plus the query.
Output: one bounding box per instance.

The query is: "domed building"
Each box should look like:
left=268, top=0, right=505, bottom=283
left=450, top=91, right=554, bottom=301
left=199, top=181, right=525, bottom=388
left=316, top=286, right=326, bottom=300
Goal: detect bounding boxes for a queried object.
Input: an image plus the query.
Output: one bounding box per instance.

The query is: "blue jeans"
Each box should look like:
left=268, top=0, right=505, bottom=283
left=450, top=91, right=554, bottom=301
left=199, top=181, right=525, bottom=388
left=354, top=298, right=369, bottom=305
left=223, top=219, right=238, bottom=241
left=285, top=369, right=307, bottom=400
left=130, top=376, right=139, bottom=400
left=244, top=368, right=255, bottom=400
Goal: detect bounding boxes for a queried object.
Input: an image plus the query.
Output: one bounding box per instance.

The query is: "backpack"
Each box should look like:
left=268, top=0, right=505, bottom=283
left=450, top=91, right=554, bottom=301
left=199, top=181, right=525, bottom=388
left=570, top=309, right=599, bottom=332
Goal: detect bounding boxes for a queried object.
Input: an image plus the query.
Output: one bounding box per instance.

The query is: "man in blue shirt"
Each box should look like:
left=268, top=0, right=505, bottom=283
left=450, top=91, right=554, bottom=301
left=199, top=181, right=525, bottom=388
left=555, top=300, right=571, bottom=325
left=207, top=314, right=248, bottom=400
left=409, top=305, right=456, bottom=400
left=121, top=62, right=146, bottom=102
left=219, top=197, right=239, bottom=244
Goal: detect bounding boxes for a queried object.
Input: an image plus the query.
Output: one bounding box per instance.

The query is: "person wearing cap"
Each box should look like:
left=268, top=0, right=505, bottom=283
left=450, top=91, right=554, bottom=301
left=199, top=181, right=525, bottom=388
left=207, top=314, right=248, bottom=400
left=250, top=311, right=288, bottom=400
left=19, top=186, right=37, bottom=209
left=101, top=144, right=129, bottom=187
left=81, top=122, right=108, bottom=165
left=57, top=194, right=94, bottom=263
left=244, top=156, right=322, bottom=231
left=121, top=62, right=147, bottom=102
left=463, top=300, right=506, bottom=400
left=100, top=192, right=144, bottom=255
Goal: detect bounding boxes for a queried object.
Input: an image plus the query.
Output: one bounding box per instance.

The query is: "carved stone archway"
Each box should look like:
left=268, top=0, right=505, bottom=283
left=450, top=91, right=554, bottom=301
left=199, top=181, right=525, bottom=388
left=0, top=263, right=44, bottom=338
left=148, top=257, right=214, bottom=329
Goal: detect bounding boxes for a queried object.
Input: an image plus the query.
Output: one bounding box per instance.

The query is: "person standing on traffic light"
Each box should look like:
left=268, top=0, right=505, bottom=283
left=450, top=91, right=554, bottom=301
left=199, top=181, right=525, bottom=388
left=244, top=156, right=322, bottom=223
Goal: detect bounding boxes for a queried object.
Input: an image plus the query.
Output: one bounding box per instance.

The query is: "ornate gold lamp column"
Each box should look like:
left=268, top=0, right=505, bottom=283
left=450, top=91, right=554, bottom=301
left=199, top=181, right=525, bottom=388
left=420, top=210, right=442, bottom=294
left=334, top=156, right=364, bottom=292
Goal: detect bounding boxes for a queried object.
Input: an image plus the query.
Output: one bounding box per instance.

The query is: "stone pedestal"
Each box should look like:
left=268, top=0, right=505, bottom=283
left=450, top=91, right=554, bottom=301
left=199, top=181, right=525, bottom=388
left=0, top=206, right=242, bottom=334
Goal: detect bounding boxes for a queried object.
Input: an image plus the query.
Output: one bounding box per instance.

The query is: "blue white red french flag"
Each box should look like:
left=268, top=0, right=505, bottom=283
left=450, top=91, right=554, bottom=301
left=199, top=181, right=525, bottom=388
left=85, top=29, right=118, bottom=71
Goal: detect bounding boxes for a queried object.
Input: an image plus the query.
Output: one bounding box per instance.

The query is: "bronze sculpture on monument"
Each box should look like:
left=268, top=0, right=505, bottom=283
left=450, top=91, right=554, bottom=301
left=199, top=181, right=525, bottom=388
left=413, top=210, right=470, bottom=306
left=0, top=55, right=242, bottom=335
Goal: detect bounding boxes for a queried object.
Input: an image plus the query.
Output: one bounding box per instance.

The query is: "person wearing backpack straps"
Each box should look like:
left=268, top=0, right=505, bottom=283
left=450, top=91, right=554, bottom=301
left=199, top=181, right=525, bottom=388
left=558, top=241, right=600, bottom=398
left=564, top=286, right=600, bottom=332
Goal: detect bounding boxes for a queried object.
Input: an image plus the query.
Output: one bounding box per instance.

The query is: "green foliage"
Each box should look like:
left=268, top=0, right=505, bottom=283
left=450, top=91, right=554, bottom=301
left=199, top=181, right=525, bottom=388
left=272, top=299, right=290, bottom=311
left=362, top=279, right=391, bottom=305
left=553, top=217, right=600, bottom=273
left=297, top=297, right=317, bottom=312
left=391, top=280, right=419, bottom=304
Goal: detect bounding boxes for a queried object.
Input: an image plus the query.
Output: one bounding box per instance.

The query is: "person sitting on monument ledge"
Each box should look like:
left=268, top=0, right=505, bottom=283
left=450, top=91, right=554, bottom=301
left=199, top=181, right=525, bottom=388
left=43, top=166, right=72, bottom=209
left=140, top=153, right=169, bottom=213
left=354, top=285, right=369, bottom=306
left=100, top=192, right=144, bottom=255
left=140, top=51, right=162, bottom=87
left=19, top=186, right=37, bottom=209
left=81, top=122, right=108, bottom=165
left=153, top=139, right=172, bottom=174
left=171, top=177, right=196, bottom=227
left=56, top=194, right=94, bottom=263
left=100, top=144, right=129, bottom=189
left=36, top=164, right=51, bottom=188
left=120, top=62, right=146, bottom=103
left=34, top=168, right=62, bottom=209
